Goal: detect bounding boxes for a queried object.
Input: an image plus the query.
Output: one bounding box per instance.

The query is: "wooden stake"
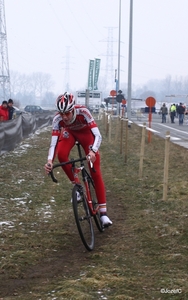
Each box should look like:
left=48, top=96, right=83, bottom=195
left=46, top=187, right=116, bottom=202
left=124, top=119, right=128, bottom=163
left=120, top=118, right=123, bottom=154
left=115, top=116, right=120, bottom=143
left=108, top=115, right=111, bottom=142
left=105, top=114, right=109, bottom=137
left=139, top=123, right=146, bottom=178
left=163, top=131, right=170, bottom=200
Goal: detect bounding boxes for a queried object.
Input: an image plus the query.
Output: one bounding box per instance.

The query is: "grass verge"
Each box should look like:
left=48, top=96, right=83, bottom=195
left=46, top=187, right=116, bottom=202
left=0, top=119, right=188, bottom=299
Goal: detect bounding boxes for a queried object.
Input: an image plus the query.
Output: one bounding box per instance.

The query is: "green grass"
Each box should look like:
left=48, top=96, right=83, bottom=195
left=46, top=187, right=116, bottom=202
left=0, top=119, right=188, bottom=299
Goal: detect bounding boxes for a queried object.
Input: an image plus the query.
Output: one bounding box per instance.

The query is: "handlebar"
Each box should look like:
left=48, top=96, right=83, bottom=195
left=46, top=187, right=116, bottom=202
left=49, top=156, right=96, bottom=183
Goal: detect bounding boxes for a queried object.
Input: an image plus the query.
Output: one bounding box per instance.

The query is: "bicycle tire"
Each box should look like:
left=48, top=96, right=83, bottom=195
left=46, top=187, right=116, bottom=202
left=72, top=184, right=95, bottom=251
left=86, top=172, right=104, bottom=233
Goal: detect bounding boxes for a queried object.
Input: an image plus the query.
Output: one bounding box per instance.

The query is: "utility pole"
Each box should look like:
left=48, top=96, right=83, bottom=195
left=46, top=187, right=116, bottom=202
left=116, top=0, right=121, bottom=115
left=117, top=0, right=121, bottom=93
left=127, top=0, right=133, bottom=120
left=62, top=46, right=74, bottom=92
left=0, top=0, right=11, bottom=101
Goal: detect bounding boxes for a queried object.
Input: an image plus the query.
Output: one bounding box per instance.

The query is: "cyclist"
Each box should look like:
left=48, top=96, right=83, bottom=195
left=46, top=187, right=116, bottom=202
left=44, top=92, right=112, bottom=227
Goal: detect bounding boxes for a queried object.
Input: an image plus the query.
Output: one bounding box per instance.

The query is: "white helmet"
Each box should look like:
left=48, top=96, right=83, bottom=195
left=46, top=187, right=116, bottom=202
left=56, top=92, right=75, bottom=113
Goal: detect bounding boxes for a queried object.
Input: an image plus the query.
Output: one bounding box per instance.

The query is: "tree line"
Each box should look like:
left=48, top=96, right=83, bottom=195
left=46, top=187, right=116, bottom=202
left=9, top=70, right=188, bottom=109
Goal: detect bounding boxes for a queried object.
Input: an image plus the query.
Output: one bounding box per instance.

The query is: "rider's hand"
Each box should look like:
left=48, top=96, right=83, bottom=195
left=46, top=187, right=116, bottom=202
left=44, top=160, right=53, bottom=174
left=87, top=150, right=96, bottom=163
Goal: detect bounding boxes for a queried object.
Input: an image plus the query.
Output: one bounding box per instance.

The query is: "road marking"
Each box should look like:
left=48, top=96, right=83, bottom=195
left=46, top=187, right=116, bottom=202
left=134, top=119, right=188, bottom=148
left=170, top=137, right=181, bottom=140
left=138, top=121, right=188, bottom=136
left=156, top=123, right=188, bottom=135
left=138, top=124, right=160, bottom=133
left=138, top=124, right=181, bottom=140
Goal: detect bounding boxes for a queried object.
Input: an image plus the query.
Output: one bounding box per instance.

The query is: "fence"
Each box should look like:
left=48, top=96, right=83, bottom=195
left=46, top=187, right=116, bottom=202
left=101, top=112, right=171, bottom=201
left=0, top=112, right=54, bottom=155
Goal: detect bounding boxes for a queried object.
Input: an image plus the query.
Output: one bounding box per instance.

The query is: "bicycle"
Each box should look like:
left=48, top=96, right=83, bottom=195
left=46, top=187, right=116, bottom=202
left=49, top=142, right=104, bottom=251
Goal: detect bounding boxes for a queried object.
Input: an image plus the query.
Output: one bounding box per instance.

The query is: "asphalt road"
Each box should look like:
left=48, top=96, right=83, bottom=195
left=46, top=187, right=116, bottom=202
left=132, top=113, right=188, bottom=149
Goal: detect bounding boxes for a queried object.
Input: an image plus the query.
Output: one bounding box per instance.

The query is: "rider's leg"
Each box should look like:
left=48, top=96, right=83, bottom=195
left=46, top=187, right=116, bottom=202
left=57, top=129, right=76, bottom=182
left=58, top=129, right=112, bottom=226
left=74, top=131, right=109, bottom=216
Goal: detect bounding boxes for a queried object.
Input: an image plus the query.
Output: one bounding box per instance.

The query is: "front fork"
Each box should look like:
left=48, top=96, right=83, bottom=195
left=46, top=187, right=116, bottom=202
left=73, top=165, right=94, bottom=213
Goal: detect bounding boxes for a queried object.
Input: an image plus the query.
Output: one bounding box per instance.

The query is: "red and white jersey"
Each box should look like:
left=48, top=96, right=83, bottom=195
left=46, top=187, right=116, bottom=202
left=52, top=105, right=97, bottom=132
left=48, top=105, right=102, bottom=161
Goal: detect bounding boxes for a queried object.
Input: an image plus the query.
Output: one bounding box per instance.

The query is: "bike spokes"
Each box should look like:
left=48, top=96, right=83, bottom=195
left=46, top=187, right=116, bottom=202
left=72, top=185, right=95, bottom=251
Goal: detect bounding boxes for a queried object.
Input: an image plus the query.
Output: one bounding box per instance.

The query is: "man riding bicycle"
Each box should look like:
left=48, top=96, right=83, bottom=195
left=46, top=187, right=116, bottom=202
left=44, top=92, right=112, bottom=227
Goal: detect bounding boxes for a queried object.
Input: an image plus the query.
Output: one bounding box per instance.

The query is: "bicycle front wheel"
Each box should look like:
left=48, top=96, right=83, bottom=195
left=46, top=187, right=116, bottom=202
left=72, top=184, right=95, bottom=251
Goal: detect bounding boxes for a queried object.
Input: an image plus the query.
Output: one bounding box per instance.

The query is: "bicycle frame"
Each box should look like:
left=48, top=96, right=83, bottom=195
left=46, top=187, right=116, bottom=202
left=49, top=142, right=98, bottom=217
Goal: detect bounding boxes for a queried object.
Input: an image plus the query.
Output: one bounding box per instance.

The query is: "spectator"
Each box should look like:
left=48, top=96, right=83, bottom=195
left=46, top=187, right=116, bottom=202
left=7, top=98, right=15, bottom=120
left=160, top=103, right=168, bottom=123
left=0, top=100, right=9, bottom=122
left=170, top=103, right=176, bottom=123
left=177, top=102, right=185, bottom=125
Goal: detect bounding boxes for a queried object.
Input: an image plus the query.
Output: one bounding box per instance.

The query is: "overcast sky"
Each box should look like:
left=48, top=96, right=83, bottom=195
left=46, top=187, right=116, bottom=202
left=5, top=0, right=188, bottom=94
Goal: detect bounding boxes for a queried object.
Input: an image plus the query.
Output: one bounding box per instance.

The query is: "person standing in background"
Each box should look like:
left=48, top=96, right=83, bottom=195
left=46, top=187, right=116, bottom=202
left=7, top=99, right=15, bottom=120
left=170, top=103, right=176, bottom=123
left=0, top=100, right=9, bottom=121
left=160, top=103, right=168, bottom=123
left=177, top=103, right=185, bottom=125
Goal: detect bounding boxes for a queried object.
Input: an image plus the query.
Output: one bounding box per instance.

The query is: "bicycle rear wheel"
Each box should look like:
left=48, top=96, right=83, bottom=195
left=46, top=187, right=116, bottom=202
left=72, top=184, right=95, bottom=251
left=87, top=173, right=104, bottom=233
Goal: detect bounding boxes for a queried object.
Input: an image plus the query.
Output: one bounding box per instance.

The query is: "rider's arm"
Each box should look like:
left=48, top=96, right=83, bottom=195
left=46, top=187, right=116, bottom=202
left=86, top=127, right=102, bottom=163
left=47, top=114, right=62, bottom=160
left=48, top=135, right=59, bottom=161
left=90, top=126, right=102, bottom=153
left=45, top=114, right=62, bottom=173
left=45, top=134, right=59, bottom=173
left=77, top=106, right=102, bottom=153
left=78, top=106, right=102, bottom=162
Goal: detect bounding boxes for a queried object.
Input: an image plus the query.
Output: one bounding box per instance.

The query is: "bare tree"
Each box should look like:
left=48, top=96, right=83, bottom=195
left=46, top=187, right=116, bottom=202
left=10, top=70, right=54, bottom=104
left=30, top=72, right=54, bottom=100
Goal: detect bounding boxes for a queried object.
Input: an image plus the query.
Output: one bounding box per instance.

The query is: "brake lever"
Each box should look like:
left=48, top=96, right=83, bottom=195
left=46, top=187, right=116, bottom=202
left=87, top=155, right=96, bottom=173
left=49, top=170, right=58, bottom=183
left=47, top=164, right=58, bottom=183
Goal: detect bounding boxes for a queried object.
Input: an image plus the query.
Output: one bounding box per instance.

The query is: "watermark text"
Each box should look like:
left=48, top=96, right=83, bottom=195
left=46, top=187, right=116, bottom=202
left=160, top=288, right=182, bottom=294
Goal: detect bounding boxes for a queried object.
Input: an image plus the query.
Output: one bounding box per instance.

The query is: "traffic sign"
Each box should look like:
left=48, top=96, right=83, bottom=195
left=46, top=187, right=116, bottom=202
left=145, top=96, right=156, bottom=143
left=110, top=90, right=116, bottom=97
left=145, top=96, right=156, bottom=107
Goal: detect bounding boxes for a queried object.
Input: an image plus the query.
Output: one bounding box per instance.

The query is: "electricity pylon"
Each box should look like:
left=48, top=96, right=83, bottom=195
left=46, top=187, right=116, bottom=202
left=0, top=0, right=11, bottom=101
